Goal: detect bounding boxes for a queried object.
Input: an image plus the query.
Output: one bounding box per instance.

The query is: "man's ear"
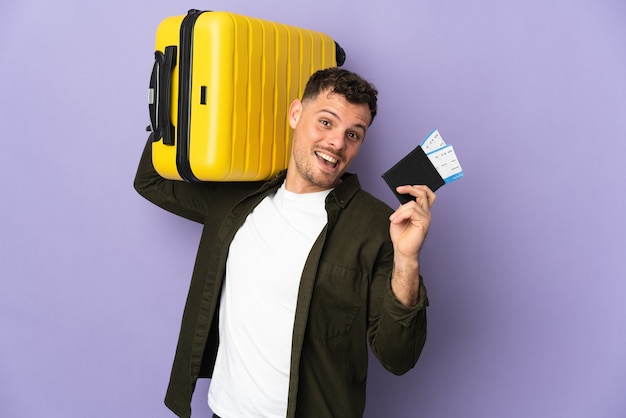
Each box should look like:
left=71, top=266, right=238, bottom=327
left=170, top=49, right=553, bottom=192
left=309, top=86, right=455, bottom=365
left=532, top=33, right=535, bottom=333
left=288, top=99, right=302, bottom=129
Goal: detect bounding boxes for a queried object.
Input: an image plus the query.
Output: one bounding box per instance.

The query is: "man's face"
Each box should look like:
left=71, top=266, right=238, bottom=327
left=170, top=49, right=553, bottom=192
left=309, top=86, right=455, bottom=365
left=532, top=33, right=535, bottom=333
left=285, top=89, right=371, bottom=193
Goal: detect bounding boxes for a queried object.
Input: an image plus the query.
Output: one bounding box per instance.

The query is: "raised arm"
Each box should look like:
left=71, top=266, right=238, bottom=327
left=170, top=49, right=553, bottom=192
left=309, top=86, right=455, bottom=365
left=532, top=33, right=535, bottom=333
left=388, top=185, right=436, bottom=306
left=133, top=136, right=215, bottom=223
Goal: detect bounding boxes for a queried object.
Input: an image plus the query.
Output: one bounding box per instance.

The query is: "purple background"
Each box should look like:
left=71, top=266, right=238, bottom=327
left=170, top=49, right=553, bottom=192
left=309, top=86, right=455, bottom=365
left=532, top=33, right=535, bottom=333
left=2, top=0, right=625, bottom=417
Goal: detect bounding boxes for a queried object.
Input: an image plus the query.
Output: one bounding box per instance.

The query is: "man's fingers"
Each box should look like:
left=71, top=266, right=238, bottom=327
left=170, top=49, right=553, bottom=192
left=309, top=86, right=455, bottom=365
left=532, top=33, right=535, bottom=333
left=395, top=185, right=436, bottom=209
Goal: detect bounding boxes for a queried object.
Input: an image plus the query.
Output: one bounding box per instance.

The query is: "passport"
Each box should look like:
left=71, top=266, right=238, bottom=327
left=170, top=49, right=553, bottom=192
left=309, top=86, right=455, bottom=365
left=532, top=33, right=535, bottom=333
left=382, top=129, right=463, bottom=204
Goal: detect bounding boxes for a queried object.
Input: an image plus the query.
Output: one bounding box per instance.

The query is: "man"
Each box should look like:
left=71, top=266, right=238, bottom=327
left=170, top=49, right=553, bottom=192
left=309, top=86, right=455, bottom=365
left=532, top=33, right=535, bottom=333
left=134, top=67, right=435, bottom=418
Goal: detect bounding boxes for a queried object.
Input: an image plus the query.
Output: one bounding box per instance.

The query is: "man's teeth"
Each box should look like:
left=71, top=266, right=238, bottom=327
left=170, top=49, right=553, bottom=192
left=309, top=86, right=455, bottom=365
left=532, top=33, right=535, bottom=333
left=316, top=151, right=338, bottom=164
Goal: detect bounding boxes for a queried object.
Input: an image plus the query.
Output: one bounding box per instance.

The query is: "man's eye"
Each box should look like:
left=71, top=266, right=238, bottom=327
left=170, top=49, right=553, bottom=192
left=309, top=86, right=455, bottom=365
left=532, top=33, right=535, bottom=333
left=347, top=132, right=361, bottom=142
left=320, top=120, right=330, bottom=126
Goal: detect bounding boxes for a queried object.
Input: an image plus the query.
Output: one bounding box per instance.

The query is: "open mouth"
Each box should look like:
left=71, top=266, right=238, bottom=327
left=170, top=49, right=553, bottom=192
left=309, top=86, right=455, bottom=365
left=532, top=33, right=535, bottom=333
left=315, top=151, right=339, bottom=168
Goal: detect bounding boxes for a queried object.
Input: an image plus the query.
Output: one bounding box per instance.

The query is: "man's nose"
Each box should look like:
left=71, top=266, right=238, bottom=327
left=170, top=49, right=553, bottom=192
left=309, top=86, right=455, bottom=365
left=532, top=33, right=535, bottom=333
left=327, top=131, right=345, bottom=149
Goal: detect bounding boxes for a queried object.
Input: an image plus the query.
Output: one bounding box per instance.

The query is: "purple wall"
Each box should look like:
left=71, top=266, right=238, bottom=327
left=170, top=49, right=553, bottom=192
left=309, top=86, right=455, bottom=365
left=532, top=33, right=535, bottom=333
left=2, top=0, right=625, bottom=417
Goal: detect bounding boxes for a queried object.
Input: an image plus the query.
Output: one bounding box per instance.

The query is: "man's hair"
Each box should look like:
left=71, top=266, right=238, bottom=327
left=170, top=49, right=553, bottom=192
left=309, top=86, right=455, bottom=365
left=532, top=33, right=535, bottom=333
left=301, top=67, right=378, bottom=123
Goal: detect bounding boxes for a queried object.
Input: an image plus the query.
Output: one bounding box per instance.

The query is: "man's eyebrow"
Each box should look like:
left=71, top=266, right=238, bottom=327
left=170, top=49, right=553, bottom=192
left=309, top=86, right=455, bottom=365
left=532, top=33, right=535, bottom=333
left=318, top=108, right=340, bottom=120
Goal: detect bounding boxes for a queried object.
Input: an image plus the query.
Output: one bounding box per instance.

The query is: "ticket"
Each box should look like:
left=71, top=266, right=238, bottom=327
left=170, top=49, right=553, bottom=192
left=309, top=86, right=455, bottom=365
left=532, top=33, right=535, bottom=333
left=420, top=129, right=447, bottom=153
left=426, top=144, right=464, bottom=183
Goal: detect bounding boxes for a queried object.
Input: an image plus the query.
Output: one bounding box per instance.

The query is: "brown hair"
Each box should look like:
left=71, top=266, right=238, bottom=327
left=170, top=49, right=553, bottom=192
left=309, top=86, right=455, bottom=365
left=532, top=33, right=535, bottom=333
left=301, top=67, right=378, bottom=123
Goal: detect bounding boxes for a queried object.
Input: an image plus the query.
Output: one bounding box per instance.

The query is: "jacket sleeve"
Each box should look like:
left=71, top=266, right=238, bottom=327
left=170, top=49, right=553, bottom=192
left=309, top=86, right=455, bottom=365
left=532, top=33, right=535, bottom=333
left=133, top=136, right=218, bottom=223
left=367, top=241, right=429, bottom=375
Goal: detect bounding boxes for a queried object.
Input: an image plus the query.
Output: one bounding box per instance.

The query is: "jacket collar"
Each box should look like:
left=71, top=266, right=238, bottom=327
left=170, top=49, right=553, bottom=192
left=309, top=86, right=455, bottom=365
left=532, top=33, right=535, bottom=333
left=260, top=170, right=361, bottom=209
left=328, top=172, right=361, bottom=209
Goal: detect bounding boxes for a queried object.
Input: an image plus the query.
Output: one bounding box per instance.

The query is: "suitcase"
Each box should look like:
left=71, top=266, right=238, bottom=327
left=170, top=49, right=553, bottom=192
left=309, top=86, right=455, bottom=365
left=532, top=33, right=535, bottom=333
left=148, top=9, right=346, bottom=182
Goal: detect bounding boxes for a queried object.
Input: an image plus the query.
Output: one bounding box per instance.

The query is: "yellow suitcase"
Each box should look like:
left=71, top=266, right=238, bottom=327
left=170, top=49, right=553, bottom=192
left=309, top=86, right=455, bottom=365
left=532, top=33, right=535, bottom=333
left=148, top=9, right=345, bottom=181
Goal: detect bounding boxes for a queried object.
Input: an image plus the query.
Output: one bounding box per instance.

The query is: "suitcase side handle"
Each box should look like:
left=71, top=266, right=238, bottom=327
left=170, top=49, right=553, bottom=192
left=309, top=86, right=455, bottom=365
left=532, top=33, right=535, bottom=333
left=148, top=46, right=177, bottom=145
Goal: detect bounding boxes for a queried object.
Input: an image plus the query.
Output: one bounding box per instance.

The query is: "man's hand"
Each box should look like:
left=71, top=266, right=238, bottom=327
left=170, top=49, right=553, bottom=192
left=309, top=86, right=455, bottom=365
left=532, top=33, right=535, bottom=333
left=388, top=185, right=436, bottom=306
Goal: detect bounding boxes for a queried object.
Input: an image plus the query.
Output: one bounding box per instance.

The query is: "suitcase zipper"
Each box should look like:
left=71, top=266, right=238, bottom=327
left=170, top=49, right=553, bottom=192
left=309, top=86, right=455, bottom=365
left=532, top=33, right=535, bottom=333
left=176, top=9, right=205, bottom=182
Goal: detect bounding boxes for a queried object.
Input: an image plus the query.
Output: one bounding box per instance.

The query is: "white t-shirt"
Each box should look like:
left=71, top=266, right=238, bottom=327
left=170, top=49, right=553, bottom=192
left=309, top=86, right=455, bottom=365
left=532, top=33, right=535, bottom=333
left=208, top=182, right=330, bottom=417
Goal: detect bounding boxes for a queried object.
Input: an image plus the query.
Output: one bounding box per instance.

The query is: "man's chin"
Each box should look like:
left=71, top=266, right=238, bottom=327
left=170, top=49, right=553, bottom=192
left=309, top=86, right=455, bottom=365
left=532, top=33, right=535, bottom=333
left=313, top=171, right=343, bottom=189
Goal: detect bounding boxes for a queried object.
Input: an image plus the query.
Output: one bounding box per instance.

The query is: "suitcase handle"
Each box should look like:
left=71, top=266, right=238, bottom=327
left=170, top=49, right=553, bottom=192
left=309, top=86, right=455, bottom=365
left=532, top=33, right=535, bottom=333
left=148, top=46, right=177, bottom=146
left=335, top=42, right=346, bottom=67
